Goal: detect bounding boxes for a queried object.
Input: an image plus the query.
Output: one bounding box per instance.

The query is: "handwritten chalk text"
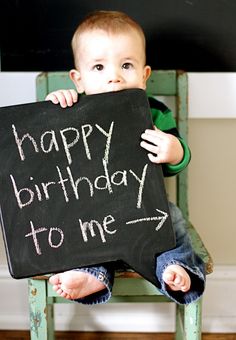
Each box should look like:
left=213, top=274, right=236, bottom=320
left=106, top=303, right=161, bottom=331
left=10, top=162, right=148, bottom=210
left=25, top=221, right=64, bottom=255
left=12, top=122, right=114, bottom=165
left=25, top=214, right=117, bottom=255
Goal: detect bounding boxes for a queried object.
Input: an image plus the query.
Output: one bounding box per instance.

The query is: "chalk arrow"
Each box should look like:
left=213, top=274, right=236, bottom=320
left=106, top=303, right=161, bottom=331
left=126, top=208, right=168, bottom=231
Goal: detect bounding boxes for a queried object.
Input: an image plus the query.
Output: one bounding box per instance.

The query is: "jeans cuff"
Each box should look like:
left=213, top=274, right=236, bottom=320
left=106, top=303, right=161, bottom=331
left=72, top=266, right=113, bottom=305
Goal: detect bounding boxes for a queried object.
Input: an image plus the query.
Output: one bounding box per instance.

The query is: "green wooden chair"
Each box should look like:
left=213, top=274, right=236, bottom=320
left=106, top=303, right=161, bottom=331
left=28, top=70, right=213, bottom=340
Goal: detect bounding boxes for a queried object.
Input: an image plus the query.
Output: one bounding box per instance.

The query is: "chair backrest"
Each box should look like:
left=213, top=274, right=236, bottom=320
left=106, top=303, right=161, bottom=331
left=36, top=70, right=189, bottom=220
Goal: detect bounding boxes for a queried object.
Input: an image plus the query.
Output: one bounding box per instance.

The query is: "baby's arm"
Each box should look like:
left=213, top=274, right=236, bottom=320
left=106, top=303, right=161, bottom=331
left=46, top=89, right=78, bottom=108
left=140, top=126, right=184, bottom=165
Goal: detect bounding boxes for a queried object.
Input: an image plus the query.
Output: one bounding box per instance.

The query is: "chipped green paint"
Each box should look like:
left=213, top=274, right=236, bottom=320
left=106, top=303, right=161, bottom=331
left=30, top=310, right=42, bottom=338
left=31, top=288, right=37, bottom=296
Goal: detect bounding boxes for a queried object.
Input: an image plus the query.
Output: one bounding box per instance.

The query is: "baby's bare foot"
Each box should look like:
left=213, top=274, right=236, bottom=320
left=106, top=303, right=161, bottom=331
left=163, top=264, right=191, bottom=292
left=49, top=270, right=106, bottom=300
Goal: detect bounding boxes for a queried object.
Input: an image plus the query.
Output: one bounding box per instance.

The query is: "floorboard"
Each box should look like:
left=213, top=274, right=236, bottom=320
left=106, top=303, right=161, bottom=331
left=0, top=331, right=236, bottom=340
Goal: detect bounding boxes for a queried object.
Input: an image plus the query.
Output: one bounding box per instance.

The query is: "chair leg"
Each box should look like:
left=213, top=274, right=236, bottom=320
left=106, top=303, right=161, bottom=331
left=176, top=304, right=184, bottom=340
left=175, top=298, right=202, bottom=340
left=28, top=279, right=55, bottom=340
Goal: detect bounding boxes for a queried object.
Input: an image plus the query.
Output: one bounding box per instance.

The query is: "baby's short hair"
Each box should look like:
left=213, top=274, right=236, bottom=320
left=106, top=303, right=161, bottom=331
left=71, top=10, right=146, bottom=68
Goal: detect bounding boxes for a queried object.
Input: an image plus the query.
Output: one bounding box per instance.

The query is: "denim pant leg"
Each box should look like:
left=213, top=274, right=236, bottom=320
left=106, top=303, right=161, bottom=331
left=73, top=264, right=115, bottom=305
left=156, top=201, right=205, bottom=304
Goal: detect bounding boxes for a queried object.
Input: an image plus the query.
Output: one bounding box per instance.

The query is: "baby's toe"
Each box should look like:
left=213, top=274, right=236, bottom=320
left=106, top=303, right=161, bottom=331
left=49, top=274, right=60, bottom=285
left=163, top=270, right=175, bottom=283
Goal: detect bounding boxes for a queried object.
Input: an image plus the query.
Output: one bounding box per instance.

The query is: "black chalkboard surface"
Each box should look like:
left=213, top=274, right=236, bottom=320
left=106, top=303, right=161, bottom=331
left=0, top=89, right=175, bottom=286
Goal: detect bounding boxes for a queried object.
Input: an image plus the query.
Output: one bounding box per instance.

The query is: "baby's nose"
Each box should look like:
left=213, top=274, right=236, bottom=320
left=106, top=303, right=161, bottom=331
left=108, top=68, right=122, bottom=83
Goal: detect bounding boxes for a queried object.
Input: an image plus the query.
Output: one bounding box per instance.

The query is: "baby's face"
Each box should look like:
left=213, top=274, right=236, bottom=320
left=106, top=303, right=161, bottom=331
left=71, top=29, right=151, bottom=95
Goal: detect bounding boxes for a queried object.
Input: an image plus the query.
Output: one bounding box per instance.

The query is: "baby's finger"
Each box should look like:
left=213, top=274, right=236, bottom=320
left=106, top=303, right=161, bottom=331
left=46, top=91, right=68, bottom=108
left=141, top=132, right=159, bottom=146
left=147, top=153, right=159, bottom=164
left=140, top=140, right=159, bottom=154
left=54, top=91, right=69, bottom=108
left=45, top=93, right=59, bottom=104
left=70, top=89, right=78, bottom=103
left=62, top=89, right=78, bottom=107
left=143, top=127, right=164, bottom=137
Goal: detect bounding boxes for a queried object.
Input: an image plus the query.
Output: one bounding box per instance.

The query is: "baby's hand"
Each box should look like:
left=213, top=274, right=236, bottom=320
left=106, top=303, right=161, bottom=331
left=140, top=126, right=184, bottom=165
left=45, top=89, right=78, bottom=108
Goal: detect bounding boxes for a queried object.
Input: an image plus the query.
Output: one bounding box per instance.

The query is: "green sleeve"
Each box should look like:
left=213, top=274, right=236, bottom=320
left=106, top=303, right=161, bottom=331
left=163, top=138, right=191, bottom=176
left=150, top=104, right=191, bottom=176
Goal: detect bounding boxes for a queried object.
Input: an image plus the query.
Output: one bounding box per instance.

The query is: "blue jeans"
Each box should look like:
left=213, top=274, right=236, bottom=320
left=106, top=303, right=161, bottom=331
left=74, top=202, right=205, bottom=305
left=156, top=202, right=205, bottom=304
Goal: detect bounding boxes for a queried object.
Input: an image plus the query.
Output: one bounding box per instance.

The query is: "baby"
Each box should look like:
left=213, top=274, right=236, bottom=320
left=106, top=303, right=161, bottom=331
left=47, top=10, right=205, bottom=305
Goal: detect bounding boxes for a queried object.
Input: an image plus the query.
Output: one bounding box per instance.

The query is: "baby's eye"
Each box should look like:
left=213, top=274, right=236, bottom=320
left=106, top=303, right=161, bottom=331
left=93, top=64, right=104, bottom=71
left=122, top=63, right=133, bottom=70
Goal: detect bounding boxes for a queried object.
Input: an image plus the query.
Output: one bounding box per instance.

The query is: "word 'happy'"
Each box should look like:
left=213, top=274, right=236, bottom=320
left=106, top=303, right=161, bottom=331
left=12, top=122, right=114, bottom=164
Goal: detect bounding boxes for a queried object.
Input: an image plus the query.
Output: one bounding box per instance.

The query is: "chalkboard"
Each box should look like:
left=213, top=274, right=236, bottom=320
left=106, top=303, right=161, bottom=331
left=0, top=89, right=175, bottom=285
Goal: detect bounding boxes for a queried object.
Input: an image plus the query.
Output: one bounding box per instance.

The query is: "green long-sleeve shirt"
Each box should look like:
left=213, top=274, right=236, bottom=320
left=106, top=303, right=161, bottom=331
left=149, top=97, right=191, bottom=177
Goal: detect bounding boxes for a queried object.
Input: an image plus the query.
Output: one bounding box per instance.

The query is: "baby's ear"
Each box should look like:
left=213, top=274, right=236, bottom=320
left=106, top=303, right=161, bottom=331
left=69, top=69, right=84, bottom=94
left=143, top=65, right=152, bottom=86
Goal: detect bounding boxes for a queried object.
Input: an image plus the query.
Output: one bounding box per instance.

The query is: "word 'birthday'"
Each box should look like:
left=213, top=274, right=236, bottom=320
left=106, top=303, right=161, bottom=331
left=10, top=161, right=148, bottom=210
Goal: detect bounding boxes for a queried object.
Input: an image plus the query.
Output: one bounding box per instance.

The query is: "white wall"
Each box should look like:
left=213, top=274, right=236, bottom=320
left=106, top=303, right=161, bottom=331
left=1, top=72, right=236, bottom=117
left=0, top=72, right=39, bottom=107
left=0, top=72, right=236, bottom=332
left=189, top=73, right=236, bottom=118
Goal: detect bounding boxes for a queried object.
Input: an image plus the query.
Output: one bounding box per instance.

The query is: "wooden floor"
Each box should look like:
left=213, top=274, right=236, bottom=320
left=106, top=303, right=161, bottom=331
left=0, top=331, right=236, bottom=340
